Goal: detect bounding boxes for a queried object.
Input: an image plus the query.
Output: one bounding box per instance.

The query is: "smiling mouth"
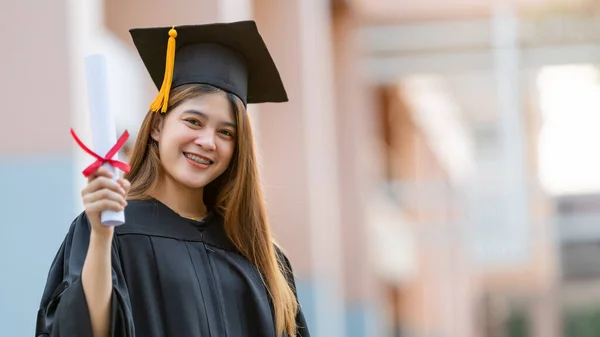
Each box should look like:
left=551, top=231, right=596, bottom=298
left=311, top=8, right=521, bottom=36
left=183, top=153, right=214, bottom=165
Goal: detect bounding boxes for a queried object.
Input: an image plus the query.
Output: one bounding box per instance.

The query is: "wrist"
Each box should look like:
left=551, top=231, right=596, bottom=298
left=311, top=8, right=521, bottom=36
left=90, top=226, right=114, bottom=243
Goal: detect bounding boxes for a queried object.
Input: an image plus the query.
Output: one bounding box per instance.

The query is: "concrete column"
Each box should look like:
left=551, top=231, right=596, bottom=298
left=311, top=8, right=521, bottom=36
left=531, top=292, right=561, bottom=337
left=0, top=1, right=75, bottom=336
left=253, top=0, right=345, bottom=336
left=491, top=0, right=531, bottom=263
left=332, top=5, right=383, bottom=337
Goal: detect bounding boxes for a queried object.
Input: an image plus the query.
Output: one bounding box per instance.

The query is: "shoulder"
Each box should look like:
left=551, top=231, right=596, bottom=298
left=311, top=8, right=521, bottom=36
left=123, top=198, right=158, bottom=218
left=64, top=211, right=91, bottom=243
left=115, top=199, right=161, bottom=233
left=274, top=244, right=296, bottom=280
left=67, top=199, right=155, bottom=236
left=274, top=244, right=292, bottom=268
left=273, top=244, right=303, bottom=300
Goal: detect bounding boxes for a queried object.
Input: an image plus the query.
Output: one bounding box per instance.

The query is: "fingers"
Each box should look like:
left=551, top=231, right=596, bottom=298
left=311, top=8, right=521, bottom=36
left=82, top=175, right=126, bottom=197
left=85, top=199, right=126, bottom=214
left=81, top=168, right=132, bottom=219
left=87, top=166, right=114, bottom=183
left=83, top=166, right=117, bottom=196
left=83, top=188, right=127, bottom=207
left=118, top=178, right=131, bottom=194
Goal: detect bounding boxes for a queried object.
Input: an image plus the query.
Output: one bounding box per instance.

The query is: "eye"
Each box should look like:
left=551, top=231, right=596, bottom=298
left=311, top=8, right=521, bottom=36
left=219, top=129, right=235, bottom=138
left=184, top=119, right=202, bottom=127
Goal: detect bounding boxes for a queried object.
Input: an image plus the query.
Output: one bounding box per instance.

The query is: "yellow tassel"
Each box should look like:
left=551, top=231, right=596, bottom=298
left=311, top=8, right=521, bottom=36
left=150, top=26, right=178, bottom=113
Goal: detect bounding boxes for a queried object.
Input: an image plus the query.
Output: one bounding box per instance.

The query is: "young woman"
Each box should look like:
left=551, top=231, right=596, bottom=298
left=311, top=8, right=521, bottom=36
left=36, top=21, right=309, bottom=337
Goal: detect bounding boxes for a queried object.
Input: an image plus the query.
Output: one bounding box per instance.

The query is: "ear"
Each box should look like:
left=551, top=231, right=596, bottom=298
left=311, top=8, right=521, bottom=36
left=150, top=115, right=164, bottom=142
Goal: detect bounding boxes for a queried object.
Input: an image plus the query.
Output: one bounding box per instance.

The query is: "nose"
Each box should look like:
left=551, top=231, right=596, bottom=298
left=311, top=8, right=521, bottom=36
left=195, top=129, right=217, bottom=151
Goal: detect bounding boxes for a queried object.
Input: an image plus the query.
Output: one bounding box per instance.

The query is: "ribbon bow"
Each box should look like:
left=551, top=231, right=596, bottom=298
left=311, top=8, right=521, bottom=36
left=70, top=128, right=131, bottom=177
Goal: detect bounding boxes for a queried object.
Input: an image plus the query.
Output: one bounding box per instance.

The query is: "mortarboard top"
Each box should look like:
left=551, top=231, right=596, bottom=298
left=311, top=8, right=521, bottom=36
left=129, top=20, right=288, bottom=113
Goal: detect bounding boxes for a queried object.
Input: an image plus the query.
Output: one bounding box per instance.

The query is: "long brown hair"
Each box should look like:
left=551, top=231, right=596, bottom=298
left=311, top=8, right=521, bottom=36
left=124, top=83, right=298, bottom=335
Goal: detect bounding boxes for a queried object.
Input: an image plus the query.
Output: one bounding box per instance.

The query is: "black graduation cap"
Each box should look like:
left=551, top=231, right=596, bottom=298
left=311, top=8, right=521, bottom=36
left=129, top=20, right=288, bottom=112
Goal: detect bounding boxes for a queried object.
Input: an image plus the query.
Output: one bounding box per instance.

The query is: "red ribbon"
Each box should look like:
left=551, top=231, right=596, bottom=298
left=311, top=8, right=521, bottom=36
left=70, top=128, right=131, bottom=177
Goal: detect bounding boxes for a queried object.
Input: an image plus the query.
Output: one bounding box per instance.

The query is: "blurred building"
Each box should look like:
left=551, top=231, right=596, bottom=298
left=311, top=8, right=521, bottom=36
left=555, top=193, right=600, bottom=335
left=3, top=0, right=600, bottom=337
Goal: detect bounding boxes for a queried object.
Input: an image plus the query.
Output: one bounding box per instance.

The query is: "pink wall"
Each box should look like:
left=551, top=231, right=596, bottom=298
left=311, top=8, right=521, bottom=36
left=332, top=5, right=378, bottom=302
left=1, top=0, right=71, bottom=156
left=251, top=0, right=313, bottom=274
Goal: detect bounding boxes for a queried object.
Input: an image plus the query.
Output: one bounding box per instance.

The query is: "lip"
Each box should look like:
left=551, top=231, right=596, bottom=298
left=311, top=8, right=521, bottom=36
left=183, top=152, right=214, bottom=163
left=183, top=152, right=214, bottom=170
left=185, top=156, right=210, bottom=169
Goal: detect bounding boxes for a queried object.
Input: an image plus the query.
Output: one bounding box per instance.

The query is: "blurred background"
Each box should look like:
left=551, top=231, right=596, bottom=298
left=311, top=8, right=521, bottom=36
left=3, top=0, right=600, bottom=336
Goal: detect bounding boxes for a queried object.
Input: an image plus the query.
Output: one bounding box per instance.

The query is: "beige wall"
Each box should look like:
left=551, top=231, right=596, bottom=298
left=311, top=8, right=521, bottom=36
left=377, top=86, right=479, bottom=337
left=354, top=0, right=592, bottom=22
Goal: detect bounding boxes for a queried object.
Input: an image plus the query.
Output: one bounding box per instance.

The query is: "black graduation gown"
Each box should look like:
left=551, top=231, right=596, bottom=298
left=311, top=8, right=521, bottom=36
left=35, top=199, right=310, bottom=337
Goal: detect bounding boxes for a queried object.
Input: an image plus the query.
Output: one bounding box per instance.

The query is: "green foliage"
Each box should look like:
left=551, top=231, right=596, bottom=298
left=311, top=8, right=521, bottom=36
left=564, top=306, right=600, bottom=337
left=506, top=309, right=529, bottom=337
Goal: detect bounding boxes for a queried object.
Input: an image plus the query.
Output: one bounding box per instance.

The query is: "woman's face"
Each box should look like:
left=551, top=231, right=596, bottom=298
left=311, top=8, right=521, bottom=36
left=151, top=91, right=237, bottom=190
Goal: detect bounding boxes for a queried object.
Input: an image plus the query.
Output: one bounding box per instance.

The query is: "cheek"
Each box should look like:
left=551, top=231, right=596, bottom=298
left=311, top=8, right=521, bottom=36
left=157, top=138, right=185, bottom=166
left=158, top=125, right=193, bottom=156
left=219, top=142, right=236, bottom=165
left=157, top=141, right=175, bottom=166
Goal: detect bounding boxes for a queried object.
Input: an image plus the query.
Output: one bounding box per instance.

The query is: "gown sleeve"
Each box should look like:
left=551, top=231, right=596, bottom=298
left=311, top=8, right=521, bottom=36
left=275, top=246, right=311, bottom=337
left=35, top=212, right=134, bottom=337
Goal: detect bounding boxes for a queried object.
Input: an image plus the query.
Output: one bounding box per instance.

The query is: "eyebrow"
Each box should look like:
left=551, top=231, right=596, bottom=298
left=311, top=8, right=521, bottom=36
left=183, top=109, right=237, bottom=128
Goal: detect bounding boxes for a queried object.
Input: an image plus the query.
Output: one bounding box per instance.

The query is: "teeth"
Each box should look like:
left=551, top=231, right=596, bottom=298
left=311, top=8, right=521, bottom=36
left=185, top=153, right=212, bottom=165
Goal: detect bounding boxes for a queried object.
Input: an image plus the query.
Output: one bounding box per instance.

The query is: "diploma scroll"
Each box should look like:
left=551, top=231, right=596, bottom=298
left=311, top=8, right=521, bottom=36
left=85, top=54, right=126, bottom=227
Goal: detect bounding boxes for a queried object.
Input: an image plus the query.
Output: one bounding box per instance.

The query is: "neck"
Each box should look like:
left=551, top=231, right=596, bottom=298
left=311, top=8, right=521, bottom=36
left=150, top=174, right=208, bottom=220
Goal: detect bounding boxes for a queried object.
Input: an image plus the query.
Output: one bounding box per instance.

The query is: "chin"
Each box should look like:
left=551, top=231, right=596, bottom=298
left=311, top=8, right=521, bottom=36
left=176, top=174, right=215, bottom=189
left=166, top=161, right=226, bottom=190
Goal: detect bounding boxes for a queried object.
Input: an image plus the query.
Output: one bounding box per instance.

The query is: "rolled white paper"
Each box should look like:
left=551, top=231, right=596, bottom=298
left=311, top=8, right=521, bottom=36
left=85, top=54, right=125, bottom=226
